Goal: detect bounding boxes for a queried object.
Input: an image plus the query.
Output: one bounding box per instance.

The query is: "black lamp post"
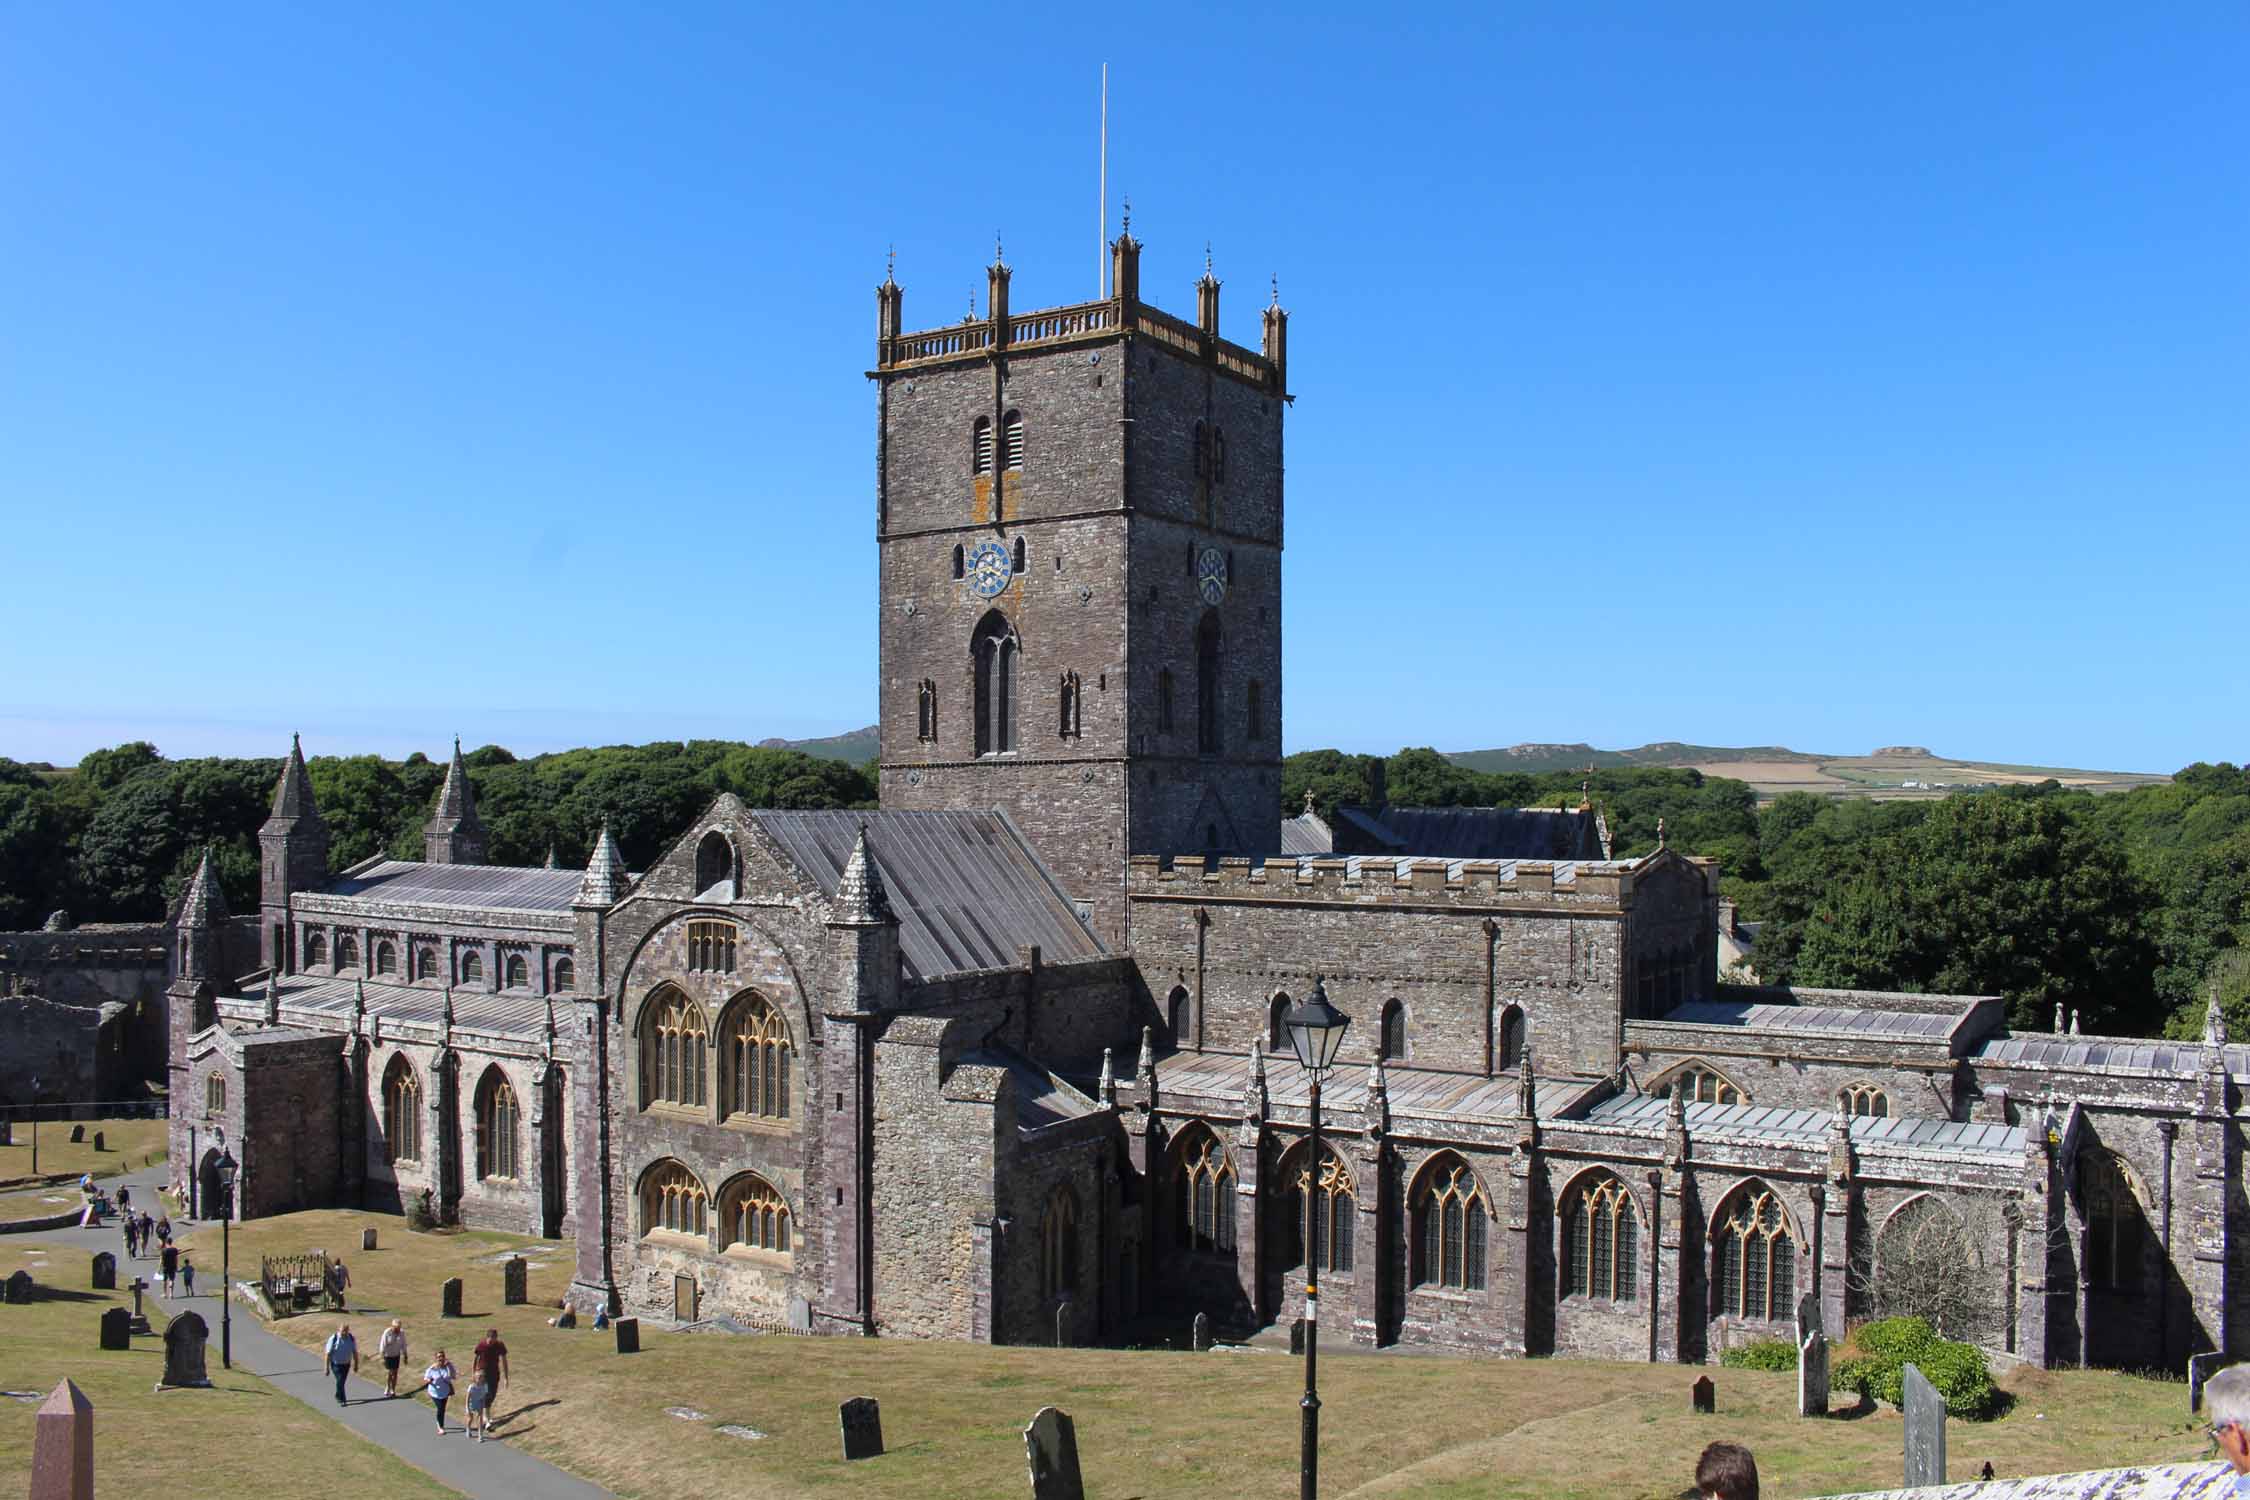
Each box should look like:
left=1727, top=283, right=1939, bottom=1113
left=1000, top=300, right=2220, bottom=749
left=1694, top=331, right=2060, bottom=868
left=1281, top=976, right=1351, bottom=1500
left=215, top=1143, right=238, bottom=1369
left=27, top=1076, right=38, bottom=1176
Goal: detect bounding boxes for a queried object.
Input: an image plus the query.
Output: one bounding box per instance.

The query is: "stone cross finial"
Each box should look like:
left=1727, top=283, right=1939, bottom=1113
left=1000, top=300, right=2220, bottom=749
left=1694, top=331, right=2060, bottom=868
left=1657, top=817, right=1667, bottom=849
left=1517, top=1048, right=1536, bottom=1118
left=2053, top=1002, right=2064, bottom=1035
left=1099, top=1047, right=1117, bottom=1108
left=1303, top=788, right=1316, bottom=816
left=1244, top=1038, right=1268, bottom=1119
left=2205, top=984, right=2229, bottom=1050
left=2069, top=1010, right=2080, bottom=1035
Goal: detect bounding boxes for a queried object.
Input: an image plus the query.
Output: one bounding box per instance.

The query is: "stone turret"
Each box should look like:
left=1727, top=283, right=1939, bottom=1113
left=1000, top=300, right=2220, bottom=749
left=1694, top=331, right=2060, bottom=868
left=575, top=823, right=632, bottom=909
left=423, top=739, right=487, bottom=866
left=173, top=847, right=228, bottom=987
left=828, top=826, right=901, bottom=1015
left=258, top=734, right=328, bottom=972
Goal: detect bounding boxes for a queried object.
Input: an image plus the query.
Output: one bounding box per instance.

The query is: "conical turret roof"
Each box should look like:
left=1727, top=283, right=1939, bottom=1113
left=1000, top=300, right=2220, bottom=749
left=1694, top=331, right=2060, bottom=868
left=263, top=733, right=324, bottom=830
left=176, top=847, right=228, bottom=927
left=576, top=822, right=633, bottom=907
left=432, top=738, right=480, bottom=823
left=831, top=824, right=896, bottom=925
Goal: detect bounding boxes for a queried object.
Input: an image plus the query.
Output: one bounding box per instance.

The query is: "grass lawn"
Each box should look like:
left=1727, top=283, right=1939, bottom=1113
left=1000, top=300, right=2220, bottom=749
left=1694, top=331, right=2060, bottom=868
left=181, top=1206, right=2220, bottom=1500
left=0, top=1239, right=456, bottom=1500
left=0, top=1116, right=169, bottom=1190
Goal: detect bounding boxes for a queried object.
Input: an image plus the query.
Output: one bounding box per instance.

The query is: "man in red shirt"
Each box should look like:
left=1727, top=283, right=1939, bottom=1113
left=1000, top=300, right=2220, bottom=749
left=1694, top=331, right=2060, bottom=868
left=467, top=1327, right=509, bottom=1442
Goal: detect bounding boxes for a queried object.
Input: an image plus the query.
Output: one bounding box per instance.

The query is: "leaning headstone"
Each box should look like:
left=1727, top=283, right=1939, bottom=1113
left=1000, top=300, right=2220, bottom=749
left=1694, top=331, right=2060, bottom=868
left=613, top=1316, right=639, bottom=1354
left=839, top=1396, right=884, bottom=1460
left=361, top=1228, right=377, bottom=1252
left=1902, top=1362, right=1946, bottom=1488
left=1192, top=1311, right=1211, bottom=1352
left=440, top=1277, right=463, bottom=1318
left=160, top=1311, right=211, bottom=1388
left=99, top=1308, right=130, bottom=1351
left=90, top=1253, right=115, bottom=1291
left=503, top=1256, right=528, bottom=1305
left=91, top=1132, right=103, bottom=1152
left=69, top=1125, right=84, bottom=1144
left=6, top=1270, right=34, bottom=1304
left=2191, top=1352, right=2232, bottom=1413
left=1691, top=1375, right=1715, bottom=1414
left=1023, top=1405, right=1085, bottom=1500
left=1797, top=1328, right=1830, bottom=1417
left=31, top=1379, right=93, bottom=1500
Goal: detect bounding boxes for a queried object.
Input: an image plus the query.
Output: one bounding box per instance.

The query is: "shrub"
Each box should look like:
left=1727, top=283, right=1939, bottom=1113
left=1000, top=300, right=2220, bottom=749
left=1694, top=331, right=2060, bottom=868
left=1914, top=1339, right=2000, bottom=1418
left=1856, top=1315, right=1938, bottom=1363
left=1837, top=1316, right=1997, bottom=1419
left=1720, top=1338, right=1798, bottom=1372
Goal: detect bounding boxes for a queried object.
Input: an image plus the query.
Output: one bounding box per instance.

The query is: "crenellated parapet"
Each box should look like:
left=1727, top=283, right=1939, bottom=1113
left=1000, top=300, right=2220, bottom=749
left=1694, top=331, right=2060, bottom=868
left=1126, top=851, right=1705, bottom=910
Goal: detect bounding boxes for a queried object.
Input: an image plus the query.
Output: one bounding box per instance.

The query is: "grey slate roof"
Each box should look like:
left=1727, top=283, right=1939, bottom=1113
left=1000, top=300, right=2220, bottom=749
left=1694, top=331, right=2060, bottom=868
left=319, top=860, right=585, bottom=914
left=1582, top=1093, right=2027, bottom=1159
left=1154, top=1051, right=1585, bottom=1124
left=1660, top=998, right=1963, bottom=1043
left=226, top=973, right=550, bottom=1042
left=750, top=809, right=1103, bottom=981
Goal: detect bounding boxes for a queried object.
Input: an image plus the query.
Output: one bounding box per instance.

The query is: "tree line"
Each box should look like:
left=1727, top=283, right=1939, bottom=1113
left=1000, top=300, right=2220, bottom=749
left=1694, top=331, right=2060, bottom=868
left=1282, top=748, right=2250, bottom=1041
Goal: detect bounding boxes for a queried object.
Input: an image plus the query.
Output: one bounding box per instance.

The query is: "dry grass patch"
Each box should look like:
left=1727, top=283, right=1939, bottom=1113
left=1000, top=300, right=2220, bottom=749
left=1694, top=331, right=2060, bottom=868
left=182, top=1207, right=2211, bottom=1500
left=0, top=1239, right=454, bottom=1499
left=0, top=1116, right=169, bottom=1191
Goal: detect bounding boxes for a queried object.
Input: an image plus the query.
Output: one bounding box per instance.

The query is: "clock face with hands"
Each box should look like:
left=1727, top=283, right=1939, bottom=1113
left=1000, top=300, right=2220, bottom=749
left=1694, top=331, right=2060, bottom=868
left=964, top=540, right=1013, bottom=598
left=1196, top=546, right=1227, bottom=606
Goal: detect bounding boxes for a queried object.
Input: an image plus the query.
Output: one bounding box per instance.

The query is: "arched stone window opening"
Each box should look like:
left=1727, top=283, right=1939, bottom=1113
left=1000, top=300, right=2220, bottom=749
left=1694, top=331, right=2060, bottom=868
left=1058, top=671, right=1081, bottom=738
left=459, top=949, right=483, bottom=984
left=2079, top=1148, right=2149, bottom=1292
left=503, top=954, right=529, bottom=990
left=1267, top=992, right=1291, bottom=1053
left=951, top=544, right=965, bottom=580
left=553, top=956, right=576, bottom=994
left=383, top=1056, right=422, bottom=1164
left=1175, top=1129, right=1236, bottom=1256
left=1246, top=679, right=1263, bottom=742
left=1041, top=1186, right=1079, bottom=1301
left=1282, top=1145, right=1356, bottom=1275
left=1379, top=1000, right=1407, bottom=1063
left=1869, top=1194, right=1982, bottom=1337
left=918, top=678, right=938, bottom=742
left=1497, top=1007, right=1527, bottom=1072
left=723, top=993, right=793, bottom=1122
left=1012, top=535, right=1026, bottom=573
left=1002, top=410, right=1025, bottom=471
left=477, top=1070, right=520, bottom=1181
left=641, top=987, right=709, bottom=1111
left=721, top=1174, right=792, bottom=1257
left=374, top=941, right=397, bottom=976
left=304, top=932, right=328, bottom=969
left=641, top=1159, right=708, bottom=1238
left=972, top=609, right=1019, bottom=757
left=1712, top=1183, right=1796, bottom=1321
left=1157, top=669, right=1175, bottom=735
left=413, top=945, right=438, bottom=982
left=206, top=1073, right=226, bottom=1116
left=1654, top=1063, right=1745, bottom=1107
left=694, top=831, right=735, bottom=897
left=1166, top=985, right=1191, bottom=1047
left=971, top=416, right=993, bottom=476
left=1562, top=1173, right=1638, bottom=1302
left=337, top=935, right=360, bottom=970
left=1196, top=611, right=1222, bottom=755
left=1840, top=1083, right=1889, bottom=1119
left=1412, top=1156, right=1489, bottom=1291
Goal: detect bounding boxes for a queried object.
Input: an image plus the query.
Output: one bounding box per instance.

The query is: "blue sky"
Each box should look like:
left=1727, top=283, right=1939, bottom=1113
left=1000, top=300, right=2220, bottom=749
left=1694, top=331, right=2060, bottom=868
left=3, top=4, right=2242, bottom=773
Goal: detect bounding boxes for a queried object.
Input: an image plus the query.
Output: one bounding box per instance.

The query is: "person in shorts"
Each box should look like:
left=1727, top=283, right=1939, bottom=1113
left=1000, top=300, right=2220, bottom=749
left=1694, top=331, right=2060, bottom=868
left=379, top=1318, right=409, bottom=1397
left=466, top=1327, right=509, bottom=1442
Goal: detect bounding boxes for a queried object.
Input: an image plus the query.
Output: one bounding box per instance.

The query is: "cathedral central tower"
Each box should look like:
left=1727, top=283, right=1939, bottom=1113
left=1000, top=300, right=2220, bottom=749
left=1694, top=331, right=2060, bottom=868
left=871, top=230, right=1288, bottom=944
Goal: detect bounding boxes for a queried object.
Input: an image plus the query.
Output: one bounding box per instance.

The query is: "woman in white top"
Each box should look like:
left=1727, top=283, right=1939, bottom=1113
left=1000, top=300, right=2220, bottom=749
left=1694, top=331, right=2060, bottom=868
left=423, top=1350, right=458, bottom=1433
left=378, top=1319, right=409, bottom=1397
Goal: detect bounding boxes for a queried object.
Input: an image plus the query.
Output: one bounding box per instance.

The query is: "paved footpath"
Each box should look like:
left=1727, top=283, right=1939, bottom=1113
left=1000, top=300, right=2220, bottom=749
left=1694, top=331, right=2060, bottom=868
left=43, top=1160, right=612, bottom=1500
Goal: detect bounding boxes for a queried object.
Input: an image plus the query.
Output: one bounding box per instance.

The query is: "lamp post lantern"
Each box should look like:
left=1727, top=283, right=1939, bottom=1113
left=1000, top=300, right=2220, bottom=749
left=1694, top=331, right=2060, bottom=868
left=215, top=1142, right=238, bottom=1369
left=1281, top=976, right=1351, bottom=1500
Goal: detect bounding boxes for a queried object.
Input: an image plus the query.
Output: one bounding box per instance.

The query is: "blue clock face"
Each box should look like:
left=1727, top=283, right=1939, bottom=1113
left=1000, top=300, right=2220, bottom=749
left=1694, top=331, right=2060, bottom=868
left=1196, top=546, right=1227, bottom=606
left=965, top=540, right=1013, bottom=598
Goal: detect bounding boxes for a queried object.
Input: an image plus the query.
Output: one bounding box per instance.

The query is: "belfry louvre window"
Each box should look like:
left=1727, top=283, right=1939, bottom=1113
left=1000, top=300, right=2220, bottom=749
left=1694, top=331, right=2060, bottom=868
left=1412, top=1157, right=1489, bottom=1291
left=1840, top=1084, right=1889, bottom=1119
left=644, top=1160, right=708, bottom=1237
left=478, top=1072, right=520, bottom=1180
left=1562, top=1174, right=1638, bottom=1302
left=1002, top=410, right=1024, bottom=471
left=643, top=989, right=709, bottom=1110
left=687, top=920, right=737, bottom=974
left=383, top=1058, right=422, bottom=1164
left=724, top=1175, right=792, bottom=1256
left=972, top=417, right=994, bottom=475
left=1175, top=1131, right=1236, bottom=1255
left=1713, top=1185, right=1795, bottom=1321
left=1286, top=1149, right=1356, bottom=1275
left=725, top=994, right=792, bottom=1121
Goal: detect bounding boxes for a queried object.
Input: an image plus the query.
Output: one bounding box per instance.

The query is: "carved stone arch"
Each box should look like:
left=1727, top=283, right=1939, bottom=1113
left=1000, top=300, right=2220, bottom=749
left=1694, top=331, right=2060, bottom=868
left=693, top=829, right=737, bottom=897
left=716, top=986, right=796, bottom=1123
left=1409, top=1148, right=1500, bottom=1215
left=1647, top=1057, right=1751, bottom=1107
left=1555, top=1161, right=1649, bottom=1232
left=615, top=907, right=820, bottom=1048
left=1707, top=1176, right=1805, bottom=1323
left=636, top=1156, right=711, bottom=1238
left=713, top=1168, right=796, bottom=1256
left=1706, top=1176, right=1802, bottom=1244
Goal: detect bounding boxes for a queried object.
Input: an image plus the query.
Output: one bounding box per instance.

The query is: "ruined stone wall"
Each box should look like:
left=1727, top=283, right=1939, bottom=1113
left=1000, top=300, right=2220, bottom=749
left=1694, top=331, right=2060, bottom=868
left=0, top=994, right=128, bottom=1109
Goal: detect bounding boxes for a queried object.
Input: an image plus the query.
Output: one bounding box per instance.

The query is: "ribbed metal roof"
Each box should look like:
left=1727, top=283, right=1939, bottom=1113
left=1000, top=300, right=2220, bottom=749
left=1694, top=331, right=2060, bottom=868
left=1662, top=998, right=1961, bottom=1042
left=1583, top=1093, right=2026, bottom=1157
left=1279, top=813, right=1332, bottom=856
left=320, top=861, right=584, bottom=914
left=1154, top=1051, right=1583, bottom=1124
left=1974, top=1034, right=2248, bottom=1078
left=252, top=973, right=550, bottom=1041
left=750, top=809, right=1103, bottom=981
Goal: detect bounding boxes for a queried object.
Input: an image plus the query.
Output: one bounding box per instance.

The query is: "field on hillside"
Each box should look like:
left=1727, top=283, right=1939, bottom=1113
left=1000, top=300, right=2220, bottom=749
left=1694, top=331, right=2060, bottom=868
left=1448, top=741, right=2170, bottom=803
left=179, top=1206, right=2213, bottom=1500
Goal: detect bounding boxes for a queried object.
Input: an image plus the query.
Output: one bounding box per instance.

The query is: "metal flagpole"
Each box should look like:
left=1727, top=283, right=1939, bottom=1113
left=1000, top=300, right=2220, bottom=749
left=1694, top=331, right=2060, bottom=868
left=1099, top=63, right=1108, bottom=298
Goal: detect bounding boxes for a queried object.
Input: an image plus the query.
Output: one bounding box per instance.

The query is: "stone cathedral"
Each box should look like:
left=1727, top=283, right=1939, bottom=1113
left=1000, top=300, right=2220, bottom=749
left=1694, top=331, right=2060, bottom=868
left=159, top=229, right=2244, bottom=1372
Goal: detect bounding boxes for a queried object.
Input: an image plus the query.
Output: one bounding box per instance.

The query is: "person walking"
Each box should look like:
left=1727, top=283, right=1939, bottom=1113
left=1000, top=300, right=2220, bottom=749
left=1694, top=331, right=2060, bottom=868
left=323, top=1323, right=361, bottom=1407
left=328, top=1256, right=352, bottom=1309
left=378, top=1319, right=409, bottom=1397
left=121, top=1215, right=138, bottom=1260
left=155, top=1213, right=172, bottom=1248
left=423, top=1349, right=458, bottom=1434
left=178, top=1253, right=195, bottom=1297
left=116, top=1184, right=130, bottom=1213
left=466, top=1327, right=509, bottom=1442
left=159, top=1240, right=179, bottom=1296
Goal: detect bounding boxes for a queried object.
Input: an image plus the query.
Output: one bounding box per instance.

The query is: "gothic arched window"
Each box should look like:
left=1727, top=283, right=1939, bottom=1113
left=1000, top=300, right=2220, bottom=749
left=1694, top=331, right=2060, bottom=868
left=382, top=1055, right=422, bottom=1164
left=1041, top=1186, right=1079, bottom=1300
left=971, top=417, right=993, bottom=476
left=1412, top=1155, right=1490, bottom=1291
left=642, top=1159, right=708, bottom=1237
left=1380, top=1000, right=1407, bottom=1063
left=1656, top=1063, right=1744, bottom=1107
left=206, top=1073, right=226, bottom=1116
left=972, top=609, right=1018, bottom=757
left=1562, top=1172, right=1639, bottom=1302
left=337, top=934, right=360, bottom=970
left=1840, top=1083, right=1889, bottom=1119
left=458, top=949, right=483, bottom=984
left=476, top=1068, right=520, bottom=1180
left=641, top=987, right=709, bottom=1111
left=304, top=931, right=327, bottom=969
left=1196, top=611, right=1222, bottom=755
left=553, top=956, right=575, bottom=993
left=1003, top=409, right=1025, bottom=471
left=1284, top=1146, right=1356, bottom=1275
left=2079, top=1148, right=2149, bottom=1291
left=721, top=1173, right=792, bottom=1257
left=723, top=992, right=792, bottom=1122
left=1712, top=1183, right=1796, bottom=1321
left=1498, top=1007, right=1527, bottom=1071
left=1175, top=1128, right=1236, bottom=1255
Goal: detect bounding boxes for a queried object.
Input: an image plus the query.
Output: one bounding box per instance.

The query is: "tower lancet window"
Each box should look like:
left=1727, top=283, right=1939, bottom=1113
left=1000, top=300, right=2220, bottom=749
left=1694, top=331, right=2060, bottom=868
left=973, top=610, right=1018, bottom=756
left=972, top=417, right=994, bottom=476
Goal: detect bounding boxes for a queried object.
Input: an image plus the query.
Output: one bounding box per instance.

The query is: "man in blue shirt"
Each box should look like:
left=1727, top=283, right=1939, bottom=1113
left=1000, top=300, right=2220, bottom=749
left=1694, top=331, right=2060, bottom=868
left=323, top=1323, right=361, bottom=1406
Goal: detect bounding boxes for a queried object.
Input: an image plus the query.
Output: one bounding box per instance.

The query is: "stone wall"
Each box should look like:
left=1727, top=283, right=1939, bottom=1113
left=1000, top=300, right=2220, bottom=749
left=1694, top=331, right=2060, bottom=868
left=0, top=994, right=130, bottom=1110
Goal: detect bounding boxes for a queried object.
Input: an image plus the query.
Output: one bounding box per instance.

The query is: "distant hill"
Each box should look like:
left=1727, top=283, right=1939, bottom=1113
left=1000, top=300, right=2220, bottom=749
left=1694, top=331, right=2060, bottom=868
left=761, top=724, right=879, bottom=766
left=1444, top=742, right=2168, bottom=801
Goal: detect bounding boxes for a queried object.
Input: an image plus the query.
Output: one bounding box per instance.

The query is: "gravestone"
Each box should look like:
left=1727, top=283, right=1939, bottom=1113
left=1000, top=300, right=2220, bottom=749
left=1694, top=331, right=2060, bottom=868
left=2190, top=1352, right=2233, bottom=1413
left=1023, top=1405, right=1084, bottom=1500
left=1192, top=1311, right=1211, bottom=1352
left=0, top=1118, right=11, bottom=1144
left=440, top=1277, right=462, bottom=1318
left=31, top=1379, right=93, bottom=1500
left=69, top=1125, right=84, bottom=1144
left=1691, top=1375, right=1715, bottom=1414
left=1288, top=1317, right=1308, bottom=1356
left=91, top=1132, right=103, bottom=1152
left=99, top=1308, right=130, bottom=1351
left=839, top=1396, right=884, bottom=1460
left=160, top=1311, right=211, bottom=1388
left=787, top=1294, right=812, bottom=1332
left=361, top=1228, right=377, bottom=1252
left=613, top=1316, right=639, bottom=1354
left=1902, top=1362, right=1946, bottom=1488
left=6, top=1270, right=34, bottom=1304
left=1795, top=1290, right=1820, bottom=1342
left=1797, top=1329, right=1829, bottom=1417
left=128, top=1279, right=149, bottom=1335
left=503, top=1257, right=528, bottom=1305
left=90, top=1253, right=115, bottom=1291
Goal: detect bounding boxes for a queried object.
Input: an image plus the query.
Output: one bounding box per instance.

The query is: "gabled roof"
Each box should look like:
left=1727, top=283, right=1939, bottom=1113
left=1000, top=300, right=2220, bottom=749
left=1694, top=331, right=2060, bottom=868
left=749, top=809, right=1102, bottom=981
left=317, top=860, right=583, bottom=914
